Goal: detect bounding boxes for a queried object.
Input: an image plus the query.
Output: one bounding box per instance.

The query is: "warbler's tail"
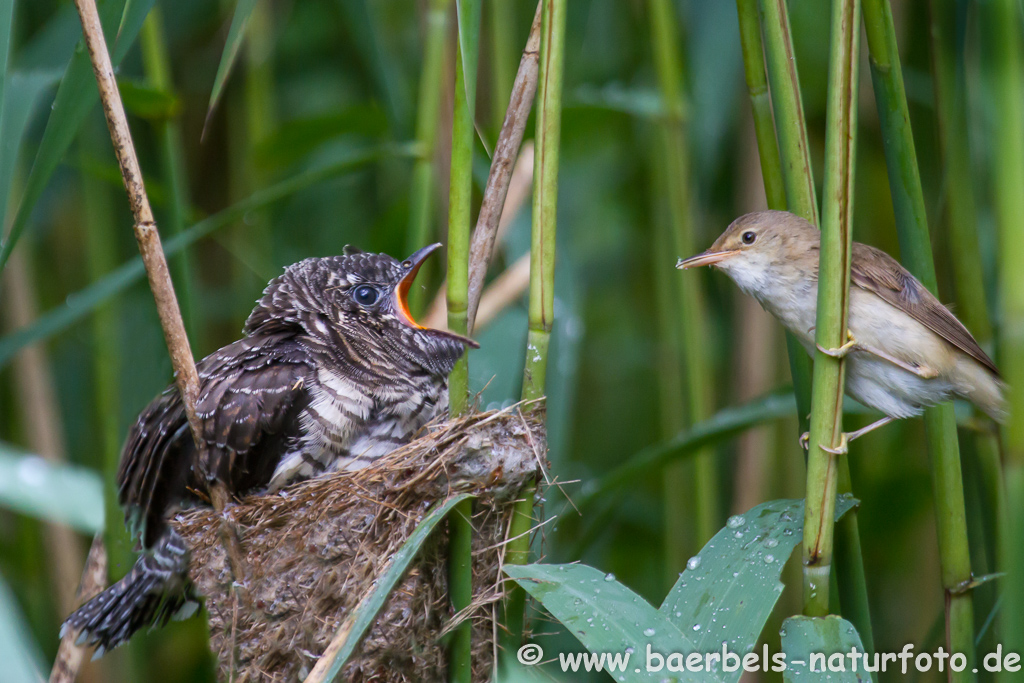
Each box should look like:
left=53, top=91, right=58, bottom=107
left=60, top=530, right=198, bottom=657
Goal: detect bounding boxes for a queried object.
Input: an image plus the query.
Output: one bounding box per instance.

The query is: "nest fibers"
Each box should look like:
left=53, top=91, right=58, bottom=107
left=171, top=406, right=545, bottom=683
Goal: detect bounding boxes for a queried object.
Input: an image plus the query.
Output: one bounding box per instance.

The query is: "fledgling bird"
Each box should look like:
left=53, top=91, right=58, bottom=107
left=61, top=243, right=476, bottom=655
left=677, top=210, right=1005, bottom=443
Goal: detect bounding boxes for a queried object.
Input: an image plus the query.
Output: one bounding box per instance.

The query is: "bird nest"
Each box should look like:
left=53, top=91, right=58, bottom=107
left=171, top=406, right=545, bottom=683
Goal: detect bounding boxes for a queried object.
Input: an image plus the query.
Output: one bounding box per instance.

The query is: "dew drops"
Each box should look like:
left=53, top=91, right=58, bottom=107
left=643, top=627, right=656, bottom=637
left=727, top=515, right=746, bottom=529
left=604, top=573, right=616, bottom=582
left=693, top=624, right=701, bottom=631
left=765, top=537, right=779, bottom=548
left=764, top=554, right=775, bottom=564
left=686, top=556, right=701, bottom=571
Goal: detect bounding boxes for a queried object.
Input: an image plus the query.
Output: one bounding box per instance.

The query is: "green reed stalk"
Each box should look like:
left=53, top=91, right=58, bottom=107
left=983, top=0, right=1024, bottom=673
left=755, top=0, right=815, bottom=432
left=407, top=0, right=451, bottom=313
left=504, top=0, right=566, bottom=654
left=802, top=0, right=859, bottom=618
left=489, top=0, right=516, bottom=133
left=929, top=0, right=1003, bottom=576
left=648, top=0, right=719, bottom=552
left=447, top=3, right=480, bottom=679
left=141, top=8, right=198, bottom=341
left=753, top=0, right=873, bottom=645
left=736, top=0, right=785, bottom=211
left=862, top=1, right=976, bottom=673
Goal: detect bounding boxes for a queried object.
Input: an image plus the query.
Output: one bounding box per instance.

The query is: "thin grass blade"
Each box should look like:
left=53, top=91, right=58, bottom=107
left=204, top=0, right=259, bottom=130
left=0, top=573, right=45, bottom=683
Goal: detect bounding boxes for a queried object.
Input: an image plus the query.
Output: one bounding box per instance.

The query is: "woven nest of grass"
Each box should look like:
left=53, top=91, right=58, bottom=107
left=171, top=406, right=545, bottom=683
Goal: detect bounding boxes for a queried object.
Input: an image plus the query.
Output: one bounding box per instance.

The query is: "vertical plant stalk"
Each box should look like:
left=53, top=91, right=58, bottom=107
left=73, top=0, right=247, bottom=616
left=863, top=0, right=976, bottom=672
left=467, top=2, right=542, bottom=332
left=446, top=2, right=480, bottom=679
left=504, top=0, right=566, bottom=655
left=489, top=0, right=517, bottom=132
left=753, top=0, right=874, bottom=646
left=984, top=0, right=1024, bottom=673
left=48, top=535, right=107, bottom=683
left=407, top=0, right=452, bottom=313
left=929, top=0, right=1004, bottom=578
left=2, top=254, right=84, bottom=617
left=140, top=8, right=199, bottom=341
left=648, top=0, right=719, bottom=552
left=73, top=0, right=202, bottom=440
left=755, top=0, right=815, bottom=432
left=802, top=0, right=859, bottom=618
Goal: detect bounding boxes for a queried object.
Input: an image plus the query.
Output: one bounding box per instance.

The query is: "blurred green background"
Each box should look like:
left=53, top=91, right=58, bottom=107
left=0, top=0, right=1013, bottom=681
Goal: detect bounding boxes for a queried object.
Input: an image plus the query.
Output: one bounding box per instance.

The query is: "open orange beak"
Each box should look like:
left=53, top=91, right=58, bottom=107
left=394, top=243, right=480, bottom=348
left=676, top=250, right=739, bottom=270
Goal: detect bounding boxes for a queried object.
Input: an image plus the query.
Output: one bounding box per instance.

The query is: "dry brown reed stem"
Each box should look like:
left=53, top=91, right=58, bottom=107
left=2, top=253, right=84, bottom=618
left=466, top=1, right=542, bottom=333
left=73, top=0, right=202, bottom=439
left=424, top=144, right=534, bottom=329
left=48, top=536, right=107, bottom=683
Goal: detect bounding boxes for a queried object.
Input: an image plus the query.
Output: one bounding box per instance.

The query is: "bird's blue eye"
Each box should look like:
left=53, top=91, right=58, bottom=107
left=353, top=284, right=380, bottom=307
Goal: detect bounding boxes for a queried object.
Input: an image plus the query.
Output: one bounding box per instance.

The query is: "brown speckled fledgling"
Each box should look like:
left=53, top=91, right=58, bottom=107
left=62, top=244, right=476, bottom=655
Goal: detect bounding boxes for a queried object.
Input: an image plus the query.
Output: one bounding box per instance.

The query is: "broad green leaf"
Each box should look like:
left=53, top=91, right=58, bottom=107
left=0, top=443, right=105, bottom=533
left=780, top=616, right=870, bottom=682
left=0, top=143, right=409, bottom=368
left=205, top=0, right=259, bottom=125
left=659, top=497, right=859, bottom=683
left=505, top=563, right=722, bottom=683
left=0, top=572, right=46, bottom=683
left=0, top=0, right=155, bottom=275
left=310, top=493, right=473, bottom=682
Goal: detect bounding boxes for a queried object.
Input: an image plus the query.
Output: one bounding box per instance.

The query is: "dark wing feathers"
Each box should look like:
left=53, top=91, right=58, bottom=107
left=850, top=242, right=999, bottom=376
left=118, top=335, right=311, bottom=547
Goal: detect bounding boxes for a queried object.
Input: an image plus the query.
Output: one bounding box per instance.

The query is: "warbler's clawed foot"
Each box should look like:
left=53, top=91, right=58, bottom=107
left=819, top=433, right=848, bottom=456
left=799, top=432, right=810, bottom=451
left=817, top=330, right=858, bottom=359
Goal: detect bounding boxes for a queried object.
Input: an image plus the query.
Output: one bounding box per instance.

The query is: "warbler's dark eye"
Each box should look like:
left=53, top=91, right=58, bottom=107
left=353, top=284, right=380, bottom=307
left=742, top=231, right=757, bottom=245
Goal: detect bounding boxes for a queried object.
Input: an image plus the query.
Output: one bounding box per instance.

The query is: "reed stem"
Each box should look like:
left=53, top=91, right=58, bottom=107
left=648, top=0, right=719, bottom=553
left=446, top=3, right=480, bottom=678
left=407, top=0, right=452, bottom=313
left=504, top=0, right=566, bottom=655
left=863, top=0, right=976, bottom=672
left=802, top=0, right=859, bottom=618
left=982, top=0, right=1024, bottom=673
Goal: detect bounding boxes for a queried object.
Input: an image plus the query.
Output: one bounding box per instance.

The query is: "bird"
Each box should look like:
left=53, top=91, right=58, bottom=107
left=61, top=243, right=477, bottom=655
left=676, top=210, right=1005, bottom=446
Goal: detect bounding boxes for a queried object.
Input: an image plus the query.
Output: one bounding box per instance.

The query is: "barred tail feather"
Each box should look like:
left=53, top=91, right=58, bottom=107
left=60, top=531, right=198, bottom=656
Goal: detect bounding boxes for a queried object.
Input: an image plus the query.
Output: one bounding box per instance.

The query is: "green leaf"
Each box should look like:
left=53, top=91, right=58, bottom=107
left=0, top=69, right=64, bottom=234
left=0, top=443, right=105, bottom=533
left=117, top=77, right=180, bottom=120
left=310, top=493, right=473, bottom=682
left=504, top=563, right=722, bottom=683
left=205, top=0, right=259, bottom=127
left=780, top=615, right=870, bottom=682
left=0, top=572, right=46, bottom=683
left=660, top=497, right=859, bottom=683
left=0, top=0, right=153, bottom=275
left=0, top=0, right=13, bottom=104
left=0, top=143, right=409, bottom=368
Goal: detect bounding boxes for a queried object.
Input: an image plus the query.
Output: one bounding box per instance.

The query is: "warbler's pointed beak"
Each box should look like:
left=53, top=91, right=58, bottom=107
left=676, top=250, right=739, bottom=269
left=394, top=243, right=480, bottom=348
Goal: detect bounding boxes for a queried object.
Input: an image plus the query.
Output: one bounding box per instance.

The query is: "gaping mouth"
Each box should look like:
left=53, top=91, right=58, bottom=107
left=675, top=249, right=739, bottom=269
left=395, top=243, right=480, bottom=348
